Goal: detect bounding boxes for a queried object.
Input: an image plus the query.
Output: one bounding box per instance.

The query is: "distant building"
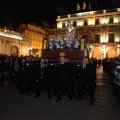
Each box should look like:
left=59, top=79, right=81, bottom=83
left=17, top=23, right=46, bottom=56
left=0, top=27, right=30, bottom=56
left=53, top=8, right=120, bottom=59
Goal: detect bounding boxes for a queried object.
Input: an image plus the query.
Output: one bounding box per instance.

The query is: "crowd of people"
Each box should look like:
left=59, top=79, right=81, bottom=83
left=0, top=54, right=98, bottom=105
left=1, top=54, right=120, bottom=106
left=102, top=57, right=120, bottom=106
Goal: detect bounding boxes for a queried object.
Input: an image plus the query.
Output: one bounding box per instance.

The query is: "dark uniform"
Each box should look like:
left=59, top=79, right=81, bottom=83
left=17, top=62, right=26, bottom=95
left=66, top=61, right=77, bottom=98
left=48, top=61, right=58, bottom=97
left=24, top=61, right=34, bottom=95
left=76, top=63, right=95, bottom=104
left=34, top=62, right=49, bottom=97
left=56, top=62, right=72, bottom=101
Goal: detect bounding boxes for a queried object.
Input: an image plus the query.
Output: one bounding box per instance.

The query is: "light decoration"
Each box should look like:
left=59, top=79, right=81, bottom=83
left=103, top=10, right=106, bottom=13
left=68, top=14, right=71, bottom=18
left=0, top=31, right=22, bottom=40
left=117, top=8, right=120, bottom=12
left=114, top=17, right=118, bottom=23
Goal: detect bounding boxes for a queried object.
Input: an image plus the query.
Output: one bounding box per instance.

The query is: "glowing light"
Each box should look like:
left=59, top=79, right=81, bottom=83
left=117, top=8, right=120, bottom=12
left=0, top=31, right=22, bottom=40
left=90, top=12, right=93, bottom=15
left=117, top=44, right=120, bottom=47
left=77, top=20, right=84, bottom=26
left=114, top=17, right=118, bottom=23
left=58, top=16, right=60, bottom=19
left=57, top=22, right=62, bottom=28
left=68, top=14, right=71, bottom=18
left=103, top=10, right=106, bottom=13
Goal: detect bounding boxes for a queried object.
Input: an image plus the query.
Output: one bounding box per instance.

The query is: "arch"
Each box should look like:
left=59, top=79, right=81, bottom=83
left=106, top=48, right=117, bottom=58
left=10, top=45, right=18, bottom=56
left=93, top=49, right=102, bottom=59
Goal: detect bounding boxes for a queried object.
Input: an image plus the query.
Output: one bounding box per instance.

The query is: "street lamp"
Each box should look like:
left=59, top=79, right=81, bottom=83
left=28, top=47, right=32, bottom=55
left=100, top=43, right=107, bottom=59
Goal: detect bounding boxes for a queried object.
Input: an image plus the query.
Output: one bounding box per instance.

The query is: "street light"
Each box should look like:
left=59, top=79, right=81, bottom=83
left=100, top=43, right=107, bottom=59
left=28, top=47, right=32, bottom=55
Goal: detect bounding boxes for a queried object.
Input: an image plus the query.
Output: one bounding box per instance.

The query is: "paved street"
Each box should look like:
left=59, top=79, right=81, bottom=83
left=0, top=66, right=120, bottom=120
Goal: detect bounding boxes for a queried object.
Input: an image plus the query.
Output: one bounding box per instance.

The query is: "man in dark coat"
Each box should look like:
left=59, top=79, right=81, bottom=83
left=55, top=56, right=72, bottom=102
left=17, top=58, right=26, bottom=95
left=24, top=56, right=34, bottom=95
left=76, top=57, right=95, bottom=105
left=34, top=58, right=50, bottom=98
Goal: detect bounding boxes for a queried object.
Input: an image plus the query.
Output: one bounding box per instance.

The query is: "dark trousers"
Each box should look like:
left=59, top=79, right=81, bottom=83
left=76, top=80, right=95, bottom=100
left=56, top=81, right=73, bottom=100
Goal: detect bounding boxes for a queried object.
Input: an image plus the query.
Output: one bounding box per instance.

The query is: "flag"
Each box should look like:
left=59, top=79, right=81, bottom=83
left=89, top=2, right=91, bottom=10
left=77, top=2, right=81, bottom=11
left=83, top=1, right=86, bottom=10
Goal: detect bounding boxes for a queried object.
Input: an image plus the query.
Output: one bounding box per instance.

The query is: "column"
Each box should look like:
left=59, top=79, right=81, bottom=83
left=117, top=44, right=120, bottom=56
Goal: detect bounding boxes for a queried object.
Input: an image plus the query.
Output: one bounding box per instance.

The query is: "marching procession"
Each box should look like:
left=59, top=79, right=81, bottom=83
left=0, top=54, right=120, bottom=106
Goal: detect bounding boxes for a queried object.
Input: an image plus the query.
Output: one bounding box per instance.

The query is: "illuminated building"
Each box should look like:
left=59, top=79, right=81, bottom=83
left=54, top=8, right=120, bottom=59
left=17, top=23, right=46, bottom=56
left=0, top=27, right=30, bottom=56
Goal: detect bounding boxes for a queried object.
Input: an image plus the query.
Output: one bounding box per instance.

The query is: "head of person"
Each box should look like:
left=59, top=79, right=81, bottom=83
left=82, top=57, right=89, bottom=65
left=21, top=58, right=26, bottom=64
left=26, top=56, right=30, bottom=62
left=41, top=58, right=45, bottom=64
left=60, top=56, right=65, bottom=64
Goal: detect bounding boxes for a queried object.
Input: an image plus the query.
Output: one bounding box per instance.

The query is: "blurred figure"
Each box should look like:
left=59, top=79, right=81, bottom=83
left=17, top=58, right=26, bottom=95
left=97, top=59, right=101, bottom=67
left=76, top=57, right=95, bottom=105
left=55, top=56, right=72, bottom=102
left=0, top=59, right=3, bottom=86
left=3, top=58, right=10, bottom=85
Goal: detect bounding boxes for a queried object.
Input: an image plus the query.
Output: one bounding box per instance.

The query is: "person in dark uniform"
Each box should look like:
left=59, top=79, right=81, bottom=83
left=29, top=56, right=36, bottom=93
left=35, top=58, right=48, bottom=97
left=47, top=60, right=58, bottom=97
left=65, top=58, right=77, bottom=98
left=89, top=58, right=97, bottom=100
left=76, top=57, right=95, bottom=105
left=0, top=59, right=3, bottom=86
left=55, top=56, right=72, bottom=102
left=97, top=59, right=101, bottom=67
left=17, top=58, right=26, bottom=95
left=24, top=56, right=34, bottom=95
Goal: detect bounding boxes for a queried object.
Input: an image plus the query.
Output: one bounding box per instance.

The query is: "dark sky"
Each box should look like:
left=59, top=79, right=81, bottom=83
left=0, top=0, right=119, bottom=30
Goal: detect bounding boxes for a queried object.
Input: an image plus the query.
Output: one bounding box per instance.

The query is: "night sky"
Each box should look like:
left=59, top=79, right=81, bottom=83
left=0, top=0, right=119, bottom=30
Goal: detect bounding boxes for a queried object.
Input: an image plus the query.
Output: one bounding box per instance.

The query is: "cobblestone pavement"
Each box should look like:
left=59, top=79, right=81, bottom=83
left=0, top=66, right=120, bottom=120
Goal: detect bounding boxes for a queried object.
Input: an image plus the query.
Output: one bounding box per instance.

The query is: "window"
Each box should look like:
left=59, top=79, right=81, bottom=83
left=109, top=33, right=114, bottom=42
left=84, top=21, right=87, bottom=26
left=95, top=34, right=100, bottom=43
left=62, top=23, right=65, bottom=28
left=73, top=21, right=76, bottom=27
left=95, top=19, right=99, bottom=25
left=110, top=18, right=113, bottom=23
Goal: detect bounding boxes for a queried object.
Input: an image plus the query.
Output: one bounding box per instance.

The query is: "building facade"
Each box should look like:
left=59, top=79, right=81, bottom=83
left=0, top=28, right=30, bottom=56
left=17, top=23, right=46, bottom=56
left=55, top=8, right=120, bottom=59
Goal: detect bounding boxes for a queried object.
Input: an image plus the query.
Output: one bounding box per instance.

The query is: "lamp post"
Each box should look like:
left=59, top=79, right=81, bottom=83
left=28, top=47, right=32, bottom=55
left=100, top=42, right=107, bottom=59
